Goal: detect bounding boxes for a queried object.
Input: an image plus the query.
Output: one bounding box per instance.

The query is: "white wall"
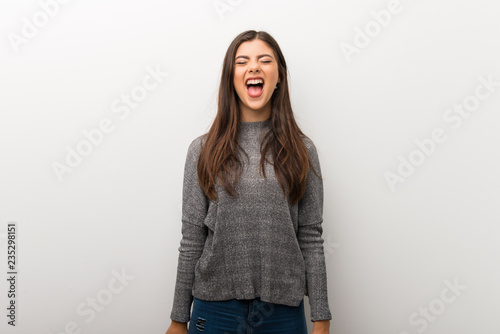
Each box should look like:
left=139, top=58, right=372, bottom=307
left=1, top=0, right=499, bottom=333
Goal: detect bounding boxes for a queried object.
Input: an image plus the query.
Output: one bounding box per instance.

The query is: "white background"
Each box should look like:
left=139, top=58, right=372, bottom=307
left=1, top=0, right=499, bottom=333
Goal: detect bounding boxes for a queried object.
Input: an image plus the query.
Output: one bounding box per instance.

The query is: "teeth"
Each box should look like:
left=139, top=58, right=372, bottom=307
left=246, top=79, right=264, bottom=85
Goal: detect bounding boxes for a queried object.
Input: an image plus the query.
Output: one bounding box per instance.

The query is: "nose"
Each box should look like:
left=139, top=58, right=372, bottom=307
left=248, top=61, right=260, bottom=73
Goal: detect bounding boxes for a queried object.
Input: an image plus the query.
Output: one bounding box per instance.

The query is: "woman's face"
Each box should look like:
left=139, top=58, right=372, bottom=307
left=233, top=39, right=280, bottom=119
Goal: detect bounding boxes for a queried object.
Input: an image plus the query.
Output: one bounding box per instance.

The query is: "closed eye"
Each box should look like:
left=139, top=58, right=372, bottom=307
left=234, top=59, right=273, bottom=65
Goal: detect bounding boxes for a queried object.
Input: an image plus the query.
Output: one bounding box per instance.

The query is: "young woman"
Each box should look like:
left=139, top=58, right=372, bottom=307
left=166, top=30, right=332, bottom=334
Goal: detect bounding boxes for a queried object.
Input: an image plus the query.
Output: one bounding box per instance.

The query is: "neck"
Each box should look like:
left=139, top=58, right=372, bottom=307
left=239, top=101, right=271, bottom=122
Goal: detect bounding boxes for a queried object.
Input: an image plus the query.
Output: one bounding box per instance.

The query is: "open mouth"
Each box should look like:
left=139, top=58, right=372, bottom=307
left=246, top=77, right=264, bottom=98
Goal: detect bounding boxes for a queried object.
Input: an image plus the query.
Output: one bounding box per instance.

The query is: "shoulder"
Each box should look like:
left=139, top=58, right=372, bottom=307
left=301, top=135, right=322, bottom=176
left=301, top=135, right=319, bottom=159
left=187, top=133, right=207, bottom=157
left=302, top=136, right=315, bottom=149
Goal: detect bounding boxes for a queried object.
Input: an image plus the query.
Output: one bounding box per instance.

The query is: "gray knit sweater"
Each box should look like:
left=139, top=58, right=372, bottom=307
left=170, top=118, right=332, bottom=323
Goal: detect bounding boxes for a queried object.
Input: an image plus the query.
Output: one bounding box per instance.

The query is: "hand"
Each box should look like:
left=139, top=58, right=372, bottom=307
left=165, top=320, right=188, bottom=334
left=311, top=319, right=330, bottom=334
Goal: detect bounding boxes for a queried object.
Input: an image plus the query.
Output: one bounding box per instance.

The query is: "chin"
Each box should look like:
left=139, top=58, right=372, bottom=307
left=248, top=102, right=270, bottom=112
left=247, top=97, right=272, bottom=109
left=247, top=103, right=266, bottom=110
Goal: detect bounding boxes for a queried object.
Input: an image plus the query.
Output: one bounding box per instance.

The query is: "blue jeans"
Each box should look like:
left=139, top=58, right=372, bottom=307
left=188, top=296, right=308, bottom=334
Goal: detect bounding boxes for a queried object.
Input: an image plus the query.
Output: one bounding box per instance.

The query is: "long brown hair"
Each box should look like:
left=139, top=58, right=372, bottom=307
left=198, top=30, right=321, bottom=205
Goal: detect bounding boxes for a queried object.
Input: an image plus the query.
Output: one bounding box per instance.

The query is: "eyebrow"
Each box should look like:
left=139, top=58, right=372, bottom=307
left=235, top=54, right=274, bottom=60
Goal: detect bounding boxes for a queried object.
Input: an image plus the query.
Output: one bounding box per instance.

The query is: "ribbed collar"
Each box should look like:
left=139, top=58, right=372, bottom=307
left=238, top=118, right=272, bottom=145
left=239, top=117, right=272, bottom=135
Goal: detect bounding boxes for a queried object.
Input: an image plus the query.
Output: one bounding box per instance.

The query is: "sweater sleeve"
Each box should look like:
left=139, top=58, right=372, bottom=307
left=170, top=136, right=209, bottom=323
left=297, top=138, right=333, bottom=322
